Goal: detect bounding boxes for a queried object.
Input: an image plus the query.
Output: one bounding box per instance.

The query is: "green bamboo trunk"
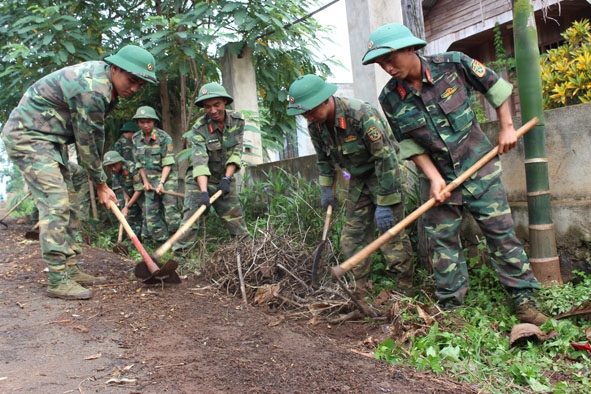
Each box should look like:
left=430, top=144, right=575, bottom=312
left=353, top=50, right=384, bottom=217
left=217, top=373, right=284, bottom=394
left=512, top=0, right=562, bottom=285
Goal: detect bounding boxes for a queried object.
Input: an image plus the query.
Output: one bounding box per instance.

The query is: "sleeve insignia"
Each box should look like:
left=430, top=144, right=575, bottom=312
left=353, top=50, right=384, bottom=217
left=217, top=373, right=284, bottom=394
left=167, top=143, right=173, bottom=153
left=471, top=60, right=486, bottom=78
left=366, top=126, right=382, bottom=142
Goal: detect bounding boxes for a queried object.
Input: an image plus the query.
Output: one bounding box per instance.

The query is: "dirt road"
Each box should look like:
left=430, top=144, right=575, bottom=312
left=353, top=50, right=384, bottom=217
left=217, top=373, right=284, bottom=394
left=0, top=218, right=477, bottom=393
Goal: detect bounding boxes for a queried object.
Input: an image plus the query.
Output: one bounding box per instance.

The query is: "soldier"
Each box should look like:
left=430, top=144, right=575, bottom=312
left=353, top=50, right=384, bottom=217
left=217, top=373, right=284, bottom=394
left=286, top=74, right=415, bottom=294
left=362, top=23, right=548, bottom=325
left=131, top=106, right=181, bottom=243
left=113, top=121, right=139, bottom=162
left=172, top=83, right=248, bottom=261
left=103, top=150, right=144, bottom=237
left=1, top=44, right=158, bottom=299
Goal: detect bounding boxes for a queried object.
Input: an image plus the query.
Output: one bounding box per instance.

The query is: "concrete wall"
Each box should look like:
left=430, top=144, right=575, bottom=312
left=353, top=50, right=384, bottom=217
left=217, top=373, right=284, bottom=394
left=245, top=102, right=591, bottom=277
left=481, top=103, right=591, bottom=245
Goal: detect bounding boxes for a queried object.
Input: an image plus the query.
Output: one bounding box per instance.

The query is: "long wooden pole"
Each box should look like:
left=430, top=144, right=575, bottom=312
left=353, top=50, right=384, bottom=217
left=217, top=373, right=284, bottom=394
left=331, top=117, right=539, bottom=280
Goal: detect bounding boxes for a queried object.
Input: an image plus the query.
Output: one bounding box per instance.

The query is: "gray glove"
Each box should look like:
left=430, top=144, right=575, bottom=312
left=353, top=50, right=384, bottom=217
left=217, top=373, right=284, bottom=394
left=320, top=186, right=337, bottom=210
left=375, top=205, right=395, bottom=233
left=198, top=191, right=211, bottom=214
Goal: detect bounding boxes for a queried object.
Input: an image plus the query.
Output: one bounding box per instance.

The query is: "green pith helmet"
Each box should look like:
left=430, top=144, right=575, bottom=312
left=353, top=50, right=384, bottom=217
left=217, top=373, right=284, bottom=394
left=120, top=121, right=139, bottom=133
left=132, top=105, right=160, bottom=121
left=103, top=151, right=124, bottom=167
left=286, top=74, right=337, bottom=116
left=195, top=83, right=234, bottom=107
left=104, top=45, right=158, bottom=84
left=362, top=23, right=427, bottom=65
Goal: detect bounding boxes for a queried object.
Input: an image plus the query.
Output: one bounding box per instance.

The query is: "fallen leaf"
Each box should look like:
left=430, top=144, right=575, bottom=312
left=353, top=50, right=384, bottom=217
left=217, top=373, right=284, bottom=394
left=84, top=353, right=101, bottom=360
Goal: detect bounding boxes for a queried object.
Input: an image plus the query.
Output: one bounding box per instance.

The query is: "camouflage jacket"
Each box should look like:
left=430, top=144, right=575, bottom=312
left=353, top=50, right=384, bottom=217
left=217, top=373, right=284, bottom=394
left=131, top=128, right=176, bottom=182
left=379, top=52, right=513, bottom=200
left=112, top=134, right=134, bottom=162
left=308, top=96, right=402, bottom=206
left=113, top=160, right=143, bottom=197
left=1, top=61, right=118, bottom=184
left=185, top=110, right=244, bottom=184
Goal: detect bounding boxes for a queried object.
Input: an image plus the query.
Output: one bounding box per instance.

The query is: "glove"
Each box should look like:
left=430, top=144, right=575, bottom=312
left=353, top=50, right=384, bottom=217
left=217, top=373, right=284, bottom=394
left=216, top=176, right=232, bottom=196
left=198, top=191, right=211, bottom=214
left=375, top=205, right=395, bottom=234
left=320, top=186, right=337, bottom=210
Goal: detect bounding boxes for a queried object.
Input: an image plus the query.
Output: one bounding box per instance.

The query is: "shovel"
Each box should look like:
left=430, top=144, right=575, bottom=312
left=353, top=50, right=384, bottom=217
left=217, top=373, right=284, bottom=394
left=24, top=221, right=40, bottom=240
left=109, top=200, right=180, bottom=284
left=331, top=117, right=539, bottom=281
left=113, top=224, right=129, bottom=256
left=0, top=191, right=32, bottom=228
left=310, top=205, right=333, bottom=289
left=113, top=197, right=130, bottom=256
left=151, top=190, right=222, bottom=264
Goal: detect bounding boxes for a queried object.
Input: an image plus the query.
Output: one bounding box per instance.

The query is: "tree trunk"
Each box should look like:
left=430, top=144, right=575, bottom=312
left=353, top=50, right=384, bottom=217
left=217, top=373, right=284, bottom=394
left=512, top=0, right=562, bottom=285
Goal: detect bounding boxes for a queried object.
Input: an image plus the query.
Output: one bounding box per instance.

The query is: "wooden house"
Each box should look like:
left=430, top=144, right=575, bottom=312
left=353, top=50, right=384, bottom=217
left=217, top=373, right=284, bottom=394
left=422, top=0, right=591, bottom=119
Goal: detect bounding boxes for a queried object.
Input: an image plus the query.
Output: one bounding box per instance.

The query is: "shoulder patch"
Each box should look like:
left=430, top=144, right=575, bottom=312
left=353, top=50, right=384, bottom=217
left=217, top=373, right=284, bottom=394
left=471, top=59, right=486, bottom=78
left=167, top=143, right=173, bottom=153
left=366, top=126, right=382, bottom=142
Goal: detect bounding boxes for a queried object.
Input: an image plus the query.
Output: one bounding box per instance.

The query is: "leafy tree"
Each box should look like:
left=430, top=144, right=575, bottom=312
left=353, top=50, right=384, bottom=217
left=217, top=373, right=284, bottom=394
left=540, top=19, right=591, bottom=109
left=0, top=0, right=334, bottom=155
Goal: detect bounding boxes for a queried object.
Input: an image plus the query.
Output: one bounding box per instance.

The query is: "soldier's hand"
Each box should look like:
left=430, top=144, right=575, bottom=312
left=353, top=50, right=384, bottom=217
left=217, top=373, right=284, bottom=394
left=430, top=178, right=450, bottom=205
left=96, top=182, right=118, bottom=209
left=198, top=191, right=211, bottom=214
left=320, top=186, right=337, bottom=210
left=216, top=176, right=232, bottom=196
left=375, top=205, right=395, bottom=234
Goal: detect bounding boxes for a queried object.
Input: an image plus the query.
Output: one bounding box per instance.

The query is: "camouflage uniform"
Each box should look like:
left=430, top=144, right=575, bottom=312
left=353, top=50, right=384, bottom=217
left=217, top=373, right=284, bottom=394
left=173, top=110, right=247, bottom=256
left=379, top=52, right=540, bottom=306
left=1, top=61, right=116, bottom=272
left=112, top=133, right=135, bottom=162
left=31, top=159, right=89, bottom=224
left=132, top=128, right=181, bottom=242
left=112, top=160, right=144, bottom=236
left=309, top=96, right=414, bottom=284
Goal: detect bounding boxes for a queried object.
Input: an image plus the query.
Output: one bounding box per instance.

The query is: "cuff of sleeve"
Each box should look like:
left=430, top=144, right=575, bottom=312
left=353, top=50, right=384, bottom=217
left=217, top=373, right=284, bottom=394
left=319, top=175, right=334, bottom=187
left=399, top=139, right=426, bottom=161
left=377, top=192, right=402, bottom=206
left=226, top=157, right=242, bottom=170
left=93, top=171, right=108, bottom=185
left=162, top=157, right=176, bottom=167
left=485, top=78, right=513, bottom=108
left=192, top=165, right=212, bottom=179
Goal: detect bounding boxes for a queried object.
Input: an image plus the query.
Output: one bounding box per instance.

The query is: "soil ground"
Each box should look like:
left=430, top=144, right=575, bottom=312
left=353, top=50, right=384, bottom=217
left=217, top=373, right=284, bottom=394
left=0, top=217, right=479, bottom=394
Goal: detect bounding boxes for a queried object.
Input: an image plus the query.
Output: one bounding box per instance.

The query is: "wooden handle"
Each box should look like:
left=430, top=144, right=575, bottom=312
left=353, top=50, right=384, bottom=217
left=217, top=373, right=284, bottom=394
left=0, top=190, right=32, bottom=223
left=331, top=117, right=539, bottom=279
left=321, top=205, right=333, bottom=241
left=161, top=189, right=186, bottom=198
left=117, top=223, right=123, bottom=243
left=109, top=200, right=160, bottom=274
left=153, top=190, right=223, bottom=259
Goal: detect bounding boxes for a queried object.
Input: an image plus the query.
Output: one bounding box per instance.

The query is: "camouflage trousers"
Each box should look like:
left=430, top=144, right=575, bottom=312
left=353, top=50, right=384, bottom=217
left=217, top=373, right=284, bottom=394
left=172, top=175, right=247, bottom=256
left=423, top=181, right=540, bottom=306
left=143, top=180, right=181, bottom=243
left=3, top=139, right=82, bottom=270
left=115, top=189, right=144, bottom=237
left=341, top=187, right=414, bottom=284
